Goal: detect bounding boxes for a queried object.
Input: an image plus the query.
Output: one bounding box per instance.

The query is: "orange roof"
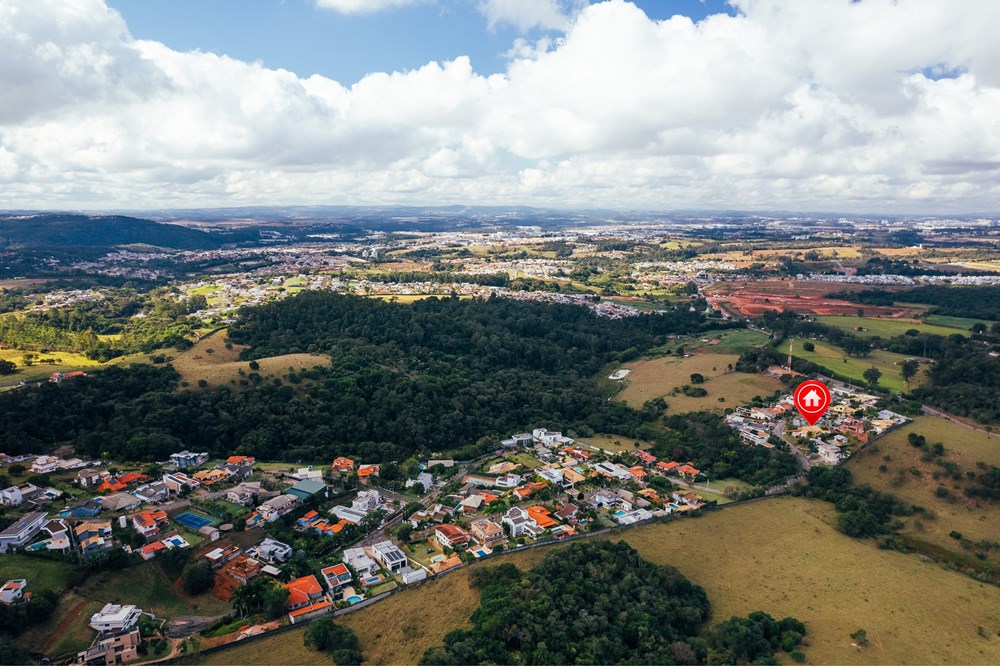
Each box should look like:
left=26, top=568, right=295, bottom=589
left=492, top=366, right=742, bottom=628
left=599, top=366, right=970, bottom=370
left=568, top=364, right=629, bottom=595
left=478, top=492, right=500, bottom=504
left=284, top=575, right=323, bottom=607
left=140, top=541, right=165, bottom=556
left=98, top=479, right=126, bottom=493
left=656, top=461, right=680, bottom=471
left=288, top=600, right=332, bottom=618
left=331, top=457, right=355, bottom=470
left=513, top=486, right=533, bottom=499
left=134, top=510, right=168, bottom=528
left=526, top=506, right=557, bottom=529
left=435, top=524, right=470, bottom=542
left=627, top=466, right=647, bottom=478
left=227, top=456, right=255, bottom=465
left=357, top=464, right=379, bottom=477
left=323, top=563, right=350, bottom=578
left=117, top=472, right=148, bottom=485
left=301, top=510, right=319, bottom=520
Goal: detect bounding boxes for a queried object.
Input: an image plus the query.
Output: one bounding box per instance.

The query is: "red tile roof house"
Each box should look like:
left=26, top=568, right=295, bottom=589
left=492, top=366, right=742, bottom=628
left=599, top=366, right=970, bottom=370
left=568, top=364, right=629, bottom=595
left=138, top=541, right=166, bottom=561
left=116, top=472, right=149, bottom=486
left=656, top=461, right=681, bottom=474
left=677, top=464, right=701, bottom=479
left=633, top=450, right=657, bottom=466
left=320, top=564, right=354, bottom=598
left=434, top=524, right=472, bottom=550
left=331, top=457, right=355, bottom=474
left=284, top=575, right=332, bottom=624
left=132, top=510, right=169, bottom=538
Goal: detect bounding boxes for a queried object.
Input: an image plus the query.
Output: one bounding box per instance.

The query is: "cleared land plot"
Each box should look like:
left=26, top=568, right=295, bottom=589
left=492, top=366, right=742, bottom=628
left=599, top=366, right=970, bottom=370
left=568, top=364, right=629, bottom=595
left=615, top=354, right=783, bottom=413
left=816, top=315, right=966, bottom=339
left=199, top=498, right=1000, bottom=666
left=575, top=434, right=654, bottom=453
left=165, top=330, right=330, bottom=389
left=75, top=561, right=231, bottom=620
left=849, top=415, right=1000, bottom=564
left=19, top=593, right=103, bottom=657
left=787, top=338, right=917, bottom=392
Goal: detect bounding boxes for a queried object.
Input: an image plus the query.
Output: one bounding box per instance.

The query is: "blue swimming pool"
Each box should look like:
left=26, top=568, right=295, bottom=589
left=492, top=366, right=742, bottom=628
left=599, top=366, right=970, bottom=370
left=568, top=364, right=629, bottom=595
left=474, top=549, right=488, bottom=558
left=346, top=595, right=363, bottom=604
left=362, top=576, right=381, bottom=585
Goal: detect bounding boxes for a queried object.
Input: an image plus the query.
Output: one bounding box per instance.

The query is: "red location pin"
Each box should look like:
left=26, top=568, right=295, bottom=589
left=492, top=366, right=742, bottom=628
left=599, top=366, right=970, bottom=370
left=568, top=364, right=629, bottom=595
left=793, top=380, right=832, bottom=426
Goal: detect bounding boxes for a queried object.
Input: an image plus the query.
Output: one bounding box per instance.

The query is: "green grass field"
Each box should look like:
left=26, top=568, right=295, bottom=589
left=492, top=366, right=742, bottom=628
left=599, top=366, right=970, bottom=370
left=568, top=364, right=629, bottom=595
left=924, top=314, right=998, bottom=331
left=848, top=415, right=1000, bottom=565
left=816, top=315, right=966, bottom=339
left=197, top=498, right=1000, bottom=666
left=709, top=328, right=772, bottom=352
left=788, top=338, right=916, bottom=392
left=75, top=561, right=230, bottom=619
left=0, top=348, right=101, bottom=384
left=0, top=555, right=79, bottom=593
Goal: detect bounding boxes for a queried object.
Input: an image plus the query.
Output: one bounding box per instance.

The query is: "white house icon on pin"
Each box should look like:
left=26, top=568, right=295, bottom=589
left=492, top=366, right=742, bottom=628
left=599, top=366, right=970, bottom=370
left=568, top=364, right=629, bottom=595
left=802, top=389, right=822, bottom=409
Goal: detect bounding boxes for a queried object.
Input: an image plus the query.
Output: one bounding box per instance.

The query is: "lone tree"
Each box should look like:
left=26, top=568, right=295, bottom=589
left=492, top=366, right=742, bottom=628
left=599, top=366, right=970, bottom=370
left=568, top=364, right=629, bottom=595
left=900, top=358, right=919, bottom=385
left=863, top=366, right=882, bottom=388
left=690, top=373, right=705, bottom=384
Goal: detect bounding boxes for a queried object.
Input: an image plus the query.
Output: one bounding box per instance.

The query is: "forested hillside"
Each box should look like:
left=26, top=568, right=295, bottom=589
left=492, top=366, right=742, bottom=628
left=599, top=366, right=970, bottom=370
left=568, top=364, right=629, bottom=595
left=0, top=294, right=726, bottom=462
left=422, top=541, right=807, bottom=665
left=0, top=214, right=222, bottom=250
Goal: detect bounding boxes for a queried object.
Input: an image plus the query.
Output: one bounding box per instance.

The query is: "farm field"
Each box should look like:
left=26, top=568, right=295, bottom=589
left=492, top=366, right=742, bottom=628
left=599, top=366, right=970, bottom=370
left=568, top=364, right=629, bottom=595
left=848, top=415, right=1000, bottom=565
left=924, top=314, right=999, bottom=331
left=786, top=338, right=917, bottom=392
left=816, top=315, right=966, bottom=339
left=198, top=498, right=1000, bottom=666
left=614, top=353, right=784, bottom=413
left=0, top=348, right=101, bottom=384
left=163, top=329, right=330, bottom=389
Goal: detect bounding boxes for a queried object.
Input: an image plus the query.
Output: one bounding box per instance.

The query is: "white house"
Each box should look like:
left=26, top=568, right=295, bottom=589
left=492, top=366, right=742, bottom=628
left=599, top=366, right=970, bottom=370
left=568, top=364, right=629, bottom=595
left=0, top=487, right=23, bottom=507
left=168, top=451, right=209, bottom=468
left=248, top=538, right=293, bottom=563
left=30, top=456, right=62, bottom=474
left=502, top=507, right=542, bottom=538
left=0, top=579, right=26, bottom=604
left=370, top=540, right=407, bottom=573
left=342, top=547, right=378, bottom=578
left=257, top=494, right=298, bottom=522
left=89, top=604, right=142, bottom=632
left=352, top=489, right=382, bottom=513
left=0, top=511, right=47, bottom=553
left=495, top=474, right=523, bottom=489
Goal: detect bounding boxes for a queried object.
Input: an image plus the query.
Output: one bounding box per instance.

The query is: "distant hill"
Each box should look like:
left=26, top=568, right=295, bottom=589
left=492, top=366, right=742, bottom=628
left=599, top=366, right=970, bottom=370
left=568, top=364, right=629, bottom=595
left=0, top=213, right=224, bottom=250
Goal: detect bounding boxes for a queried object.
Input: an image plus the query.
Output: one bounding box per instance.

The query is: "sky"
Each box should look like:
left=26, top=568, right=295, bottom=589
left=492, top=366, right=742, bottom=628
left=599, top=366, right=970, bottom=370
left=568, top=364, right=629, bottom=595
left=2, top=0, right=999, bottom=213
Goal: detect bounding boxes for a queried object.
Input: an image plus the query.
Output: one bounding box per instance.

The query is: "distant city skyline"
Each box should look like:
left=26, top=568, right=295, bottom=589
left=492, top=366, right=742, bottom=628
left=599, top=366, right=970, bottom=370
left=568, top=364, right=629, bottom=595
left=2, top=0, right=999, bottom=213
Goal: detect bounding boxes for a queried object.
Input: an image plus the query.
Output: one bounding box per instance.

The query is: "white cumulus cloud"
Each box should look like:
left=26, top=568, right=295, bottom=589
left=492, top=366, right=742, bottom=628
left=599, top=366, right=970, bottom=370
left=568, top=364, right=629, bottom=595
left=313, top=0, right=427, bottom=14
left=477, top=0, right=582, bottom=32
left=1, top=0, right=1000, bottom=212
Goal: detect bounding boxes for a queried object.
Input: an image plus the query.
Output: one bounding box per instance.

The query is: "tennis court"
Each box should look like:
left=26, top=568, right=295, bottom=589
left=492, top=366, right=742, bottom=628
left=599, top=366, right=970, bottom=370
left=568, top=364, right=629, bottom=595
left=174, top=511, right=217, bottom=530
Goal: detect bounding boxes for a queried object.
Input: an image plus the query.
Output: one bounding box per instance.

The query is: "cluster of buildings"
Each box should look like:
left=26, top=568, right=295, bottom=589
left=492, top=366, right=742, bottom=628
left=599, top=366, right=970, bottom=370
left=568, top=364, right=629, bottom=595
left=725, top=385, right=910, bottom=464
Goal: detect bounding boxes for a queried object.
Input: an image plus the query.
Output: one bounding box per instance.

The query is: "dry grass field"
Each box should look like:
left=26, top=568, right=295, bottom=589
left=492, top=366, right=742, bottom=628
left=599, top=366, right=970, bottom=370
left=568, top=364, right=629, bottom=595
left=163, top=330, right=330, bottom=389
left=198, top=498, right=1000, bottom=666
left=849, top=415, right=1000, bottom=565
left=615, top=353, right=783, bottom=413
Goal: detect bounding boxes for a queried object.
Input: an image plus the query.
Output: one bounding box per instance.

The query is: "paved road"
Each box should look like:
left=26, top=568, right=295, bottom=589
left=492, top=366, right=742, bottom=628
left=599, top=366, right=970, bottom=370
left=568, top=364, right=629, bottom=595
left=774, top=419, right=813, bottom=471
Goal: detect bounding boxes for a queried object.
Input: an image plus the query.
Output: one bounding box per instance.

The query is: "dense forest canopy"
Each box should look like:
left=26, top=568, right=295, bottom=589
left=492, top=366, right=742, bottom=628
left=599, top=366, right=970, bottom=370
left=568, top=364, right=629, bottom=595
left=421, top=541, right=712, bottom=665
left=422, top=541, right=807, bottom=666
left=0, top=294, right=729, bottom=463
